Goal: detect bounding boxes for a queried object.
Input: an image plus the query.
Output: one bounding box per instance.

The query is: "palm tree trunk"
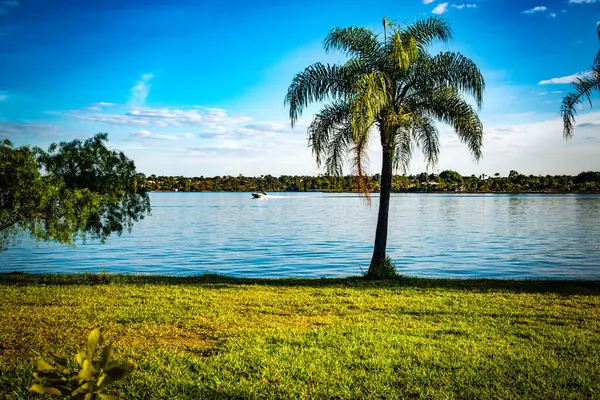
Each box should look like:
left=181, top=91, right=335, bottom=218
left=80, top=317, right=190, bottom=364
left=366, top=142, right=393, bottom=279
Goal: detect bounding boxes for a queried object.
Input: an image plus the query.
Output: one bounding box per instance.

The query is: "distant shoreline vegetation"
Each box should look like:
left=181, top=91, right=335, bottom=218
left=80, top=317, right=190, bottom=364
left=144, top=170, right=600, bottom=193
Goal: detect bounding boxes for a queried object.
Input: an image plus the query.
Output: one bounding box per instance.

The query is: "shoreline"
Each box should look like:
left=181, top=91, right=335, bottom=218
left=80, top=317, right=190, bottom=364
left=148, top=190, right=600, bottom=194
left=2, top=272, right=599, bottom=291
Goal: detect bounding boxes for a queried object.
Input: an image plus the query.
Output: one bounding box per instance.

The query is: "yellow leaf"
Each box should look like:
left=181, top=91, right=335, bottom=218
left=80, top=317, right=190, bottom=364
left=30, top=384, right=61, bottom=396
left=35, top=359, right=55, bottom=371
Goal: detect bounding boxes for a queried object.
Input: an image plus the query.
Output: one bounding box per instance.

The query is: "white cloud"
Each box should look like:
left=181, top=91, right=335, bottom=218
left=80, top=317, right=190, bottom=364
left=539, top=71, right=592, bottom=84
left=522, top=6, right=547, bottom=13
left=549, top=12, right=556, bottom=17
left=188, top=140, right=260, bottom=154
left=66, top=106, right=242, bottom=129
left=419, top=111, right=600, bottom=176
left=129, top=130, right=195, bottom=141
left=569, top=0, right=597, bottom=3
left=244, top=122, right=287, bottom=132
left=423, top=0, right=435, bottom=3
left=452, top=4, right=477, bottom=9
left=83, top=102, right=118, bottom=111
left=432, top=2, right=448, bottom=14
left=128, top=73, right=153, bottom=108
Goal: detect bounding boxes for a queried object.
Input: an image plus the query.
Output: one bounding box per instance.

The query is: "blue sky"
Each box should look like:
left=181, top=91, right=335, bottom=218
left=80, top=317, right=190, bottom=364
left=1, top=0, right=599, bottom=176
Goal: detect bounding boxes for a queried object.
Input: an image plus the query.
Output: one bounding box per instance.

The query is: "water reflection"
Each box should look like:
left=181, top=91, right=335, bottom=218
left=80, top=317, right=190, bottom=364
left=1, top=193, right=599, bottom=279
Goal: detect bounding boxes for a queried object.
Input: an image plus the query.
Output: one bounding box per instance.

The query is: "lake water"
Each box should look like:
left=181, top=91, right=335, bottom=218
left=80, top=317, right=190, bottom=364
left=1, top=193, right=599, bottom=279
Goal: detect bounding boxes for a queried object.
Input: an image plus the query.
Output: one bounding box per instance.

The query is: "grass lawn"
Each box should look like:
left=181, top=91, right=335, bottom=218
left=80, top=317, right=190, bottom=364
left=0, top=273, right=599, bottom=399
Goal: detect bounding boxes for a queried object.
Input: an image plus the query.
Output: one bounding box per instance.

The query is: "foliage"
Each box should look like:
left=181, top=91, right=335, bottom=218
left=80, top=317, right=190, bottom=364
left=30, top=328, right=134, bottom=399
left=141, top=171, right=600, bottom=194
left=0, top=134, right=150, bottom=252
left=561, top=25, right=600, bottom=138
left=284, top=16, right=485, bottom=277
left=363, top=255, right=398, bottom=280
left=1, top=274, right=599, bottom=399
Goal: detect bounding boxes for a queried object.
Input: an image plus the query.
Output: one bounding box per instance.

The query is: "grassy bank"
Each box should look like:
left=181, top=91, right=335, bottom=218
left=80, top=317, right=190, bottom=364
left=1, top=273, right=599, bottom=399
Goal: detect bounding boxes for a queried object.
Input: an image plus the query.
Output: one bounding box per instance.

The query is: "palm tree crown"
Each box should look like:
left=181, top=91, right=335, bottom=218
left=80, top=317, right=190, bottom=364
left=285, top=16, right=485, bottom=278
left=561, top=25, right=600, bottom=139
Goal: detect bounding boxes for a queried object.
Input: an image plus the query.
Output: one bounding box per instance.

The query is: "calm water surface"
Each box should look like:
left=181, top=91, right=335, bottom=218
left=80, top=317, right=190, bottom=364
left=1, top=193, right=599, bottom=279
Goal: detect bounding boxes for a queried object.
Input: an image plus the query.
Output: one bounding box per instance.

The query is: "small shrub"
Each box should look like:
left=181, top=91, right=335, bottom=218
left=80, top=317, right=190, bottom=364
left=30, top=328, right=134, bottom=399
left=380, top=255, right=398, bottom=278
left=365, top=255, right=399, bottom=280
left=84, top=272, right=111, bottom=284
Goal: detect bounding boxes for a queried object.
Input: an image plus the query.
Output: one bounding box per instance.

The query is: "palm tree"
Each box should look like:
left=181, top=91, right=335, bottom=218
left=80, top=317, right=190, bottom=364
left=561, top=25, right=600, bottom=138
left=285, top=16, right=484, bottom=279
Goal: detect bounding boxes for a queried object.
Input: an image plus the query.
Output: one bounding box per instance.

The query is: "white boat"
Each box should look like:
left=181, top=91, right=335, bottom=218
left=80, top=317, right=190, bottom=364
left=251, top=191, right=267, bottom=199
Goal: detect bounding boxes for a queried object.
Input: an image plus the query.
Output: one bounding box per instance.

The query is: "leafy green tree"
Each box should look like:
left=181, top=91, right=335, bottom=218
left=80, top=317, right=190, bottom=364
left=285, top=16, right=484, bottom=278
left=561, top=25, right=600, bottom=138
left=439, top=170, right=464, bottom=189
left=0, top=133, right=150, bottom=252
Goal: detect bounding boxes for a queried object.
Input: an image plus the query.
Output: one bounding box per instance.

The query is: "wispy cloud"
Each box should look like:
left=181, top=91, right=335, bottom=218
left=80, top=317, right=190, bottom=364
left=244, top=122, right=287, bottom=132
left=549, top=12, right=556, bottom=17
left=129, top=130, right=195, bottom=141
left=128, top=73, right=154, bottom=108
left=188, top=141, right=260, bottom=154
left=569, top=0, right=597, bottom=4
left=83, top=102, right=118, bottom=111
left=0, top=121, right=60, bottom=139
left=522, top=6, right=547, bottom=14
left=579, top=122, right=600, bottom=128
left=61, top=103, right=299, bottom=145
left=432, top=2, right=448, bottom=14
left=65, top=106, right=235, bottom=128
left=423, top=0, right=435, bottom=4
left=0, top=0, right=19, bottom=14
left=539, top=71, right=592, bottom=84
left=0, top=94, right=7, bottom=101
left=452, top=4, right=477, bottom=9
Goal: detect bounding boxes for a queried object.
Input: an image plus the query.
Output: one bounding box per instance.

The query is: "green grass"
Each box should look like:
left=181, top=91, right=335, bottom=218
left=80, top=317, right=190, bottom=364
left=1, top=273, right=599, bottom=399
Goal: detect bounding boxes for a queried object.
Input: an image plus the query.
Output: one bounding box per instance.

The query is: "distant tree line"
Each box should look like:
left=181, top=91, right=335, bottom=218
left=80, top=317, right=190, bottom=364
left=145, top=170, right=600, bottom=193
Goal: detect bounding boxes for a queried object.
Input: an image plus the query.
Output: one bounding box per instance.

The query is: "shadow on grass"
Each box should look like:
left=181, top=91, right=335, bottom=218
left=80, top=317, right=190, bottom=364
left=1, top=272, right=599, bottom=295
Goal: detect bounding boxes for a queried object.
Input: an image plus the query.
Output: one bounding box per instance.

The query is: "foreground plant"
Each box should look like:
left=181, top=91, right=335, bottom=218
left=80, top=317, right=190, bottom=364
left=285, top=16, right=484, bottom=279
left=30, top=328, right=134, bottom=399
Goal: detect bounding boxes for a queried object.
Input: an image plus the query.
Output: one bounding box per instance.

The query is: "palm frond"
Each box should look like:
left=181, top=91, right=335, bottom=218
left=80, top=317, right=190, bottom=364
left=323, top=27, right=381, bottom=62
left=325, top=125, right=353, bottom=176
left=285, top=63, right=354, bottom=126
left=307, top=101, right=351, bottom=168
left=350, top=71, right=391, bottom=139
left=403, top=16, right=452, bottom=48
left=352, top=131, right=371, bottom=202
left=388, top=30, right=418, bottom=71
left=594, top=50, right=600, bottom=72
left=561, top=74, right=599, bottom=139
left=421, top=88, right=483, bottom=161
left=411, top=115, right=440, bottom=169
left=427, top=52, right=485, bottom=109
left=393, top=127, right=413, bottom=173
